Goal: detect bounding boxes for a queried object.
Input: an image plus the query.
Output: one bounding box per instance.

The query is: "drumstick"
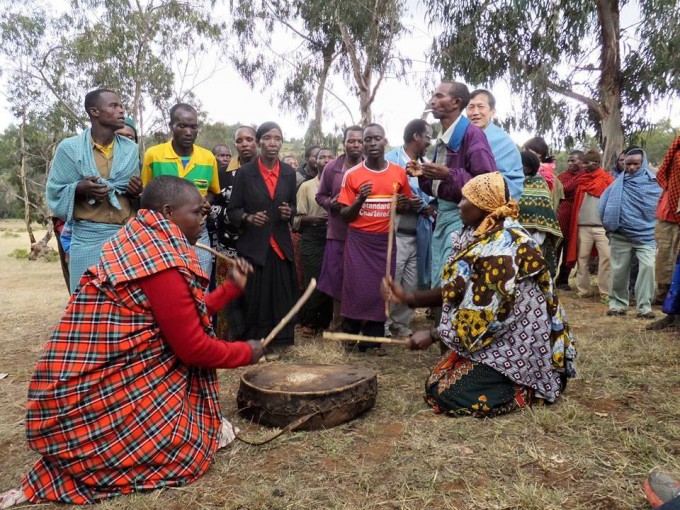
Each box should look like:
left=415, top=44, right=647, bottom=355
left=262, top=278, right=317, bottom=348
left=384, top=194, right=398, bottom=317
left=195, top=242, right=235, bottom=264
left=323, top=331, right=409, bottom=346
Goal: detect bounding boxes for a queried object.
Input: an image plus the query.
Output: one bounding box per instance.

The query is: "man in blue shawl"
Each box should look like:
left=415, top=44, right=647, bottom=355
left=467, top=89, right=524, bottom=200
left=418, top=81, right=497, bottom=288
left=600, top=147, right=662, bottom=318
left=47, top=89, right=141, bottom=294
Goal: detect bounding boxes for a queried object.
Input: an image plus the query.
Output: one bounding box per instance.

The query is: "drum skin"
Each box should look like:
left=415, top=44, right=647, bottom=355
left=237, top=364, right=377, bottom=430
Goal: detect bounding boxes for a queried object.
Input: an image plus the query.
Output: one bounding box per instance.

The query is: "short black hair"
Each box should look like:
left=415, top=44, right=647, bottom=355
left=363, top=123, right=385, bottom=136
left=569, top=150, right=585, bottom=159
left=441, top=81, right=471, bottom=110
left=304, top=145, right=320, bottom=159
left=403, top=119, right=431, bottom=144
left=625, top=146, right=644, bottom=157
left=256, top=121, right=282, bottom=142
left=169, top=103, right=197, bottom=124
left=84, top=88, right=117, bottom=116
left=234, top=125, right=256, bottom=140
left=520, top=151, right=541, bottom=177
left=523, top=137, right=550, bottom=162
left=583, top=148, right=602, bottom=165
left=212, top=144, right=231, bottom=155
left=140, top=175, right=199, bottom=211
left=317, top=147, right=335, bottom=155
left=470, top=89, right=496, bottom=110
left=343, top=125, right=363, bottom=141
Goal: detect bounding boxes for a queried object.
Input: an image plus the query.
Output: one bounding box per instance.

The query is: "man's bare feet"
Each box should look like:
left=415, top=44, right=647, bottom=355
left=0, top=489, right=27, bottom=509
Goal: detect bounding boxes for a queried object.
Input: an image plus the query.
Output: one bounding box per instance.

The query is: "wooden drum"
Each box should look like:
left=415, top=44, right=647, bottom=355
left=237, top=364, right=377, bottom=431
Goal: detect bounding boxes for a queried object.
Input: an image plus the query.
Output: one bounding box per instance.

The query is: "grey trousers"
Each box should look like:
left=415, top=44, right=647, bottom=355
left=609, top=233, right=656, bottom=314
left=387, top=234, right=417, bottom=333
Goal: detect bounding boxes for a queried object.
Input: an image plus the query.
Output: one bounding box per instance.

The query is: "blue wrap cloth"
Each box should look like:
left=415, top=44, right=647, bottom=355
left=47, top=128, right=140, bottom=222
left=484, top=122, right=524, bottom=200
left=599, top=150, right=661, bottom=246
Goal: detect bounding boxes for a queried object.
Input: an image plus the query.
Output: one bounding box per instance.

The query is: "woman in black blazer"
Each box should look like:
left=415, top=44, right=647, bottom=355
left=227, top=122, right=299, bottom=348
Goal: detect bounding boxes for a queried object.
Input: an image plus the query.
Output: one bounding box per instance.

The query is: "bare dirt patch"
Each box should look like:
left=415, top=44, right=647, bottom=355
left=1, top=219, right=679, bottom=509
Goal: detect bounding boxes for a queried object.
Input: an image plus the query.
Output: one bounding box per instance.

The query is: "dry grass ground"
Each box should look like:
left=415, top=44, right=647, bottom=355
left=1, top=218, right=679, bottom=509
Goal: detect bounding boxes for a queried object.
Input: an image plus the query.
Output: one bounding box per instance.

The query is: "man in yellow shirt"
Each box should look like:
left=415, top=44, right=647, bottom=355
left=142, top=103, right=220, bottom=276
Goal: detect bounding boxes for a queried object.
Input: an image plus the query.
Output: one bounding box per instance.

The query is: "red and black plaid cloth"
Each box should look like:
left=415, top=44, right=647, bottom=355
left=657, top=135, right=680, bottom=224
left=23, top=210, right=222, bottom=504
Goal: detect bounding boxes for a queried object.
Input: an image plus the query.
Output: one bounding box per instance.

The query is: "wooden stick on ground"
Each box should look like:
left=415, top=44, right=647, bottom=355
left=384, top=194, right=398, bottom=318
left=195, top=242, right=235, bottom=264
left=262, top=278, right=317, bottom=348
left=323, top=331, right=410, bottom=346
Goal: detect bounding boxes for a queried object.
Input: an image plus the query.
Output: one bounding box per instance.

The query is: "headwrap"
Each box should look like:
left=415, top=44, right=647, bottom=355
left=462, top=171, right=519, bottom=236
left=656, top=135, right=680, bottom=223
left=599, top=149, right=661, bottom=245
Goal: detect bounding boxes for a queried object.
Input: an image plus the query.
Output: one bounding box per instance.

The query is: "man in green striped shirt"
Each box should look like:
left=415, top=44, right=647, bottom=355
left=142, top=104, right=220, bottom=276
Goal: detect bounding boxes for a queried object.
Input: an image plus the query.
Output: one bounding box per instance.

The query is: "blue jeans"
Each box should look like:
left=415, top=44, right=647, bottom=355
left=659, top=494, right=680, bottom=509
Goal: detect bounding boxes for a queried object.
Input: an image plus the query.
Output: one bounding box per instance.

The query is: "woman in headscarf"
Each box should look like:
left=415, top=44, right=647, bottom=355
left=518, top=151, right=563, bottom=276
left=382, top=172, right=576, bottom=417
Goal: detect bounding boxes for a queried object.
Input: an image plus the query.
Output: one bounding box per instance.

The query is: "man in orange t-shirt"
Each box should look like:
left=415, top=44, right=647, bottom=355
left=338, top=123, right=416, bottom=354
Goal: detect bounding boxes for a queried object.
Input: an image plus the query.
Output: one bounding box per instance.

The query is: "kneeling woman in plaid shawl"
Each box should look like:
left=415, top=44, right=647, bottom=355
left=1, top=176, right=263, bottom=507
left=383, top=172, right=576, bottom=418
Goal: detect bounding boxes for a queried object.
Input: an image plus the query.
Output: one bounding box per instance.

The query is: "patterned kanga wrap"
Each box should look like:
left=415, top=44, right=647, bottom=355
left=437, top=218, right=576, bottom=403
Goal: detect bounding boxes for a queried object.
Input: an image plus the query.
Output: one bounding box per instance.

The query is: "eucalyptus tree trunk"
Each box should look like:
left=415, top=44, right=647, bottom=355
left=596, top=0, right=624, bottom=169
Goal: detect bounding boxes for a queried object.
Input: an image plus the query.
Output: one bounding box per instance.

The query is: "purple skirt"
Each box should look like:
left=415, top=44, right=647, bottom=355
left=342, top=229, right=396, bottom=322
left=318, top=239, right=345, bottom=300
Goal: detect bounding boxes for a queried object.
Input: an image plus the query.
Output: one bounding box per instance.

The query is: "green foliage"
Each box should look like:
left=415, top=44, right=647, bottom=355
left=424, top=0, right=680, bottom=155
left=0, top=0, right=227, bottom=139
left=229, top=0, right=409, bottom=143
left=630, top=120, right=680, bottom=167
left=8, top=248, right=29, bottom=259
left=0, top=121, right=61, bottom=221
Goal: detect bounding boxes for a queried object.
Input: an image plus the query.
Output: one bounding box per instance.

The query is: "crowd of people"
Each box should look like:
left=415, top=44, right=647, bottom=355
left=1, top=81, right=678, bottom=507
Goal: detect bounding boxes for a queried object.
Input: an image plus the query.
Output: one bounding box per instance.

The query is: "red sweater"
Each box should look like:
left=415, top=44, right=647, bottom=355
left=139, top=268, right=253, bottom=368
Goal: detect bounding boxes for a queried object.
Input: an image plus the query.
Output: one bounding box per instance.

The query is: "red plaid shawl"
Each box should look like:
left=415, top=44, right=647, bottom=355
left=23, top=210, right=221, bottom=504
left=657, top=135, right=680, bottom=224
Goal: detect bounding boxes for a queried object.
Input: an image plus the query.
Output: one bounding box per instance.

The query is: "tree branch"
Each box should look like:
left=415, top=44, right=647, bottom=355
left=338, top=22, right=367, bottom=93
left=263, top=0, right=319, bottom=48
left=546, top=81, right=605, bottom=118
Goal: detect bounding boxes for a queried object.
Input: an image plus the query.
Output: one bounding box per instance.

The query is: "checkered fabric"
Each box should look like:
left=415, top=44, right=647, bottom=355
left=22, top=210, right=220, bottom=504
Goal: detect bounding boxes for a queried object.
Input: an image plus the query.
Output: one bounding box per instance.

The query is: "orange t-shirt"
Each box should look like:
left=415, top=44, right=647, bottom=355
left=338, top=162, right=413, bottom=233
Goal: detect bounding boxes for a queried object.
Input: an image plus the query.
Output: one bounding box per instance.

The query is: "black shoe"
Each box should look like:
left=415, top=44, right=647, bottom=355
left=556, top=283, right=572, bottom=291
left=646, top=315, right=680, bottom=330
left=606, top=309, right=627, bottom=316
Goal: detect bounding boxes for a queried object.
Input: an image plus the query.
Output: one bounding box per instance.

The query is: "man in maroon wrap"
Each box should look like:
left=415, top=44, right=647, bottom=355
left=315, top=126, right=364, bottom=329
left=555, top=150, right=585, bottom=290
